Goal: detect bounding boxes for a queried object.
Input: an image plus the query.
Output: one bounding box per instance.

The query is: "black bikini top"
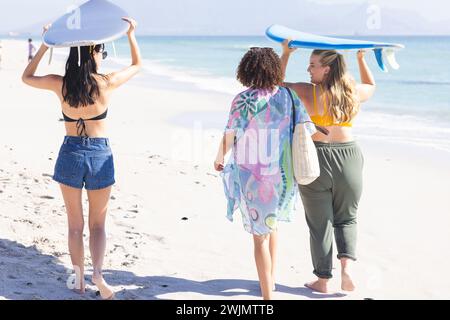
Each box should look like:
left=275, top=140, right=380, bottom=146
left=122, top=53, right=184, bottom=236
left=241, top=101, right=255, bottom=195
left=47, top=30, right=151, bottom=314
left=62, top=109, right=108, bottom=137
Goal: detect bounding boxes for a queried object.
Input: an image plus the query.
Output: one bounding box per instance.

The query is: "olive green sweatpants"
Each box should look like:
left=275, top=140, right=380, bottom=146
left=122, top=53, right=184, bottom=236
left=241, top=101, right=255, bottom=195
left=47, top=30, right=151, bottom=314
left=299, top=141, right=364, bottom=279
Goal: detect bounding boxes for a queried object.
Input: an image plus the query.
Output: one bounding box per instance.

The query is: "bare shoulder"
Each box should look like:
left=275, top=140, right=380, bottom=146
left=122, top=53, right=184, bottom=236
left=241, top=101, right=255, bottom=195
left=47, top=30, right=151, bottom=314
left=45, top=74, right=63, bottom=85
left=94, top=73, right=111, bottom=86
left=104, top=65, right=140, bottom=90
left=284, top=82, right=313, bottom=101
left=48, top=74, right=63, bottom=80
left=37, top=74, right=63, bottom=92
left=104, top=70, right=123, bottom=89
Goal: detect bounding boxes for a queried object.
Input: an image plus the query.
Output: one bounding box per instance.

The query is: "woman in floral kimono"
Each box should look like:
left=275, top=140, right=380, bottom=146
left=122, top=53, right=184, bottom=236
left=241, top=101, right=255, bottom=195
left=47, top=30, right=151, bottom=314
left=214, top=47, right=315, bottom=300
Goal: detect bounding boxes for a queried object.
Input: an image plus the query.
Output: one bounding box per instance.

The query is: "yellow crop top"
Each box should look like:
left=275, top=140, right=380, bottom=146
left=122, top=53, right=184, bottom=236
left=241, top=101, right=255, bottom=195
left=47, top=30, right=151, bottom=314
left=310, top=85, right=353, bottom=128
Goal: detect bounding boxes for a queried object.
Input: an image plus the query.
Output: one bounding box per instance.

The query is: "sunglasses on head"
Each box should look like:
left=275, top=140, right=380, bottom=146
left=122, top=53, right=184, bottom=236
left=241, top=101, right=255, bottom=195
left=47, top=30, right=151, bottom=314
left=91, top=44, right=108, bottom=60
left=98, top=45, right=108, bottom=60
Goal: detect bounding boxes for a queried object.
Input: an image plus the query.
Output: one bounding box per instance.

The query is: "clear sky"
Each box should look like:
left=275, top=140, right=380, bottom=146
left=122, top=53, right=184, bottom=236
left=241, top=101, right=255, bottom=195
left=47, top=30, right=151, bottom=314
left=0, top=0, right=448, bottom=35
left=313, top=0, right=449, bottom=20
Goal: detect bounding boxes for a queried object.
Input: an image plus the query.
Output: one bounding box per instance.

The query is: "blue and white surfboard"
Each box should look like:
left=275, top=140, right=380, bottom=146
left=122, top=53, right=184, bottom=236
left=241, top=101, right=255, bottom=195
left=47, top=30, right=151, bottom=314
left=266, top=24, right=405, bottom=72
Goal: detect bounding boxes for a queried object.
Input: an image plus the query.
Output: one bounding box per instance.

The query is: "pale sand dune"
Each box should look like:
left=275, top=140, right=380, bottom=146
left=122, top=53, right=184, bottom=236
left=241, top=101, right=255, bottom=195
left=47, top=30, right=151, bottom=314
left=1, top=39, right=449, bottom=300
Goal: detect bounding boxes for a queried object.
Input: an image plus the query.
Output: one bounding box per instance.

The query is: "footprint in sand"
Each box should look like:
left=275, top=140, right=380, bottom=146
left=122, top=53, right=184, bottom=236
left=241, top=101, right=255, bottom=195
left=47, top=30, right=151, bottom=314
left=125, top=231, right=140, bottom=236
left=52, top=251, right=65, bottom=257
left=147, top=234, right=166, bottom=244
left=18, top=219, right=35, bottom=226
left=32, top=237, right=50, bottom=245
left=40, top=195, right=55, bottom=200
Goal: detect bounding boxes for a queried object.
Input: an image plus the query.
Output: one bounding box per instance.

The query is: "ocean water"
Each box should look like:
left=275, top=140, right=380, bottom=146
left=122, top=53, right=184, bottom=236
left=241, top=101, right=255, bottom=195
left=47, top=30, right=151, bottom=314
left=30, top=35, right=450, bottom=152
left=111, top=37, right=450, bottom=114
left=105, top=36, right=450, bottom=152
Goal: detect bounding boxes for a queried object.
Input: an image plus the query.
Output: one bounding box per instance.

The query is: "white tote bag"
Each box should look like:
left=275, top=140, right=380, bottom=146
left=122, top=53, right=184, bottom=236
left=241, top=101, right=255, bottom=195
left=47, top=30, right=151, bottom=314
left=287, top=88, right=321, bottom=185
left=292, top=122, right=320, bottom=185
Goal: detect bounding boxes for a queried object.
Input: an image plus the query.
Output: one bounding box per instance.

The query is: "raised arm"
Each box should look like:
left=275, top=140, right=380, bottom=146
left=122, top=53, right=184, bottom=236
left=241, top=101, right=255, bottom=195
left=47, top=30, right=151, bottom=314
left=280, top=40, right=312, bottom=101
left=107, top=17, right=142, bottom=90
left=280, top=39, right=297, bottom=83
left=356, top=50, right=376, bottom=103
left=22, top=24, right=61, bottom=91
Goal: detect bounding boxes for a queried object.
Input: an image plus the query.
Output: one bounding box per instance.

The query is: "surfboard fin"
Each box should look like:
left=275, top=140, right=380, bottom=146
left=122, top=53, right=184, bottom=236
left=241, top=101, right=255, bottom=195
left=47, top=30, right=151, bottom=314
left=374, top=49, right=388, bottom=73
left=385, top=49, right=400, bottom=70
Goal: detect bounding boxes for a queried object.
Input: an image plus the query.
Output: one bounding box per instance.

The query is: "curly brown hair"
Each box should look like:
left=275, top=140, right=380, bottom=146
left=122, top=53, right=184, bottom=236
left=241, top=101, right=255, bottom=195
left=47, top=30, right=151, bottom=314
left=236, top=47, right=283, bottom=90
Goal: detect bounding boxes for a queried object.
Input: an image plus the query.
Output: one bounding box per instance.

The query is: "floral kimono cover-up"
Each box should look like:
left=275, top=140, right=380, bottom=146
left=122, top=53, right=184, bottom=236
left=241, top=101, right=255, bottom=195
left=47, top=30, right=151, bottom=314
left=221, top=86, right=316, bottom=235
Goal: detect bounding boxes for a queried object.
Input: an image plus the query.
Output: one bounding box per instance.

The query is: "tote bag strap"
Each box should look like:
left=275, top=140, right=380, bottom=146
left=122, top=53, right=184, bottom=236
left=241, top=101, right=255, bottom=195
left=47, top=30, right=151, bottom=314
left=286, top=87, right=296, bottom=125
left=285, top=87, right=330, bottom=136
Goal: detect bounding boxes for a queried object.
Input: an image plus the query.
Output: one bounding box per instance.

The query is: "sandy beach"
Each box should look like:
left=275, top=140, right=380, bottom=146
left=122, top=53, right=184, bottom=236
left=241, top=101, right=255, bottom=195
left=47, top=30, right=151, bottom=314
left=1, top=39, right=450, bottom=300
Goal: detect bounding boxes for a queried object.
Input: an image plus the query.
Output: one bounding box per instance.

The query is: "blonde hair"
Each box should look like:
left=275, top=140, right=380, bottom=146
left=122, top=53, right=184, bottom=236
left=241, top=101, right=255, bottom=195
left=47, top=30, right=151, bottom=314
left=312, top=50, right=359, bottom=123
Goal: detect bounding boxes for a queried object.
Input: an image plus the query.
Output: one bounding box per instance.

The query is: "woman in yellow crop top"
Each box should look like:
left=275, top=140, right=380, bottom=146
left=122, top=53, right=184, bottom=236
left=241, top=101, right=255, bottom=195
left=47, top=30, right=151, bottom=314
left=281, top=42, right=376, bottom=294
left=282, top=46, right=376, bottom=142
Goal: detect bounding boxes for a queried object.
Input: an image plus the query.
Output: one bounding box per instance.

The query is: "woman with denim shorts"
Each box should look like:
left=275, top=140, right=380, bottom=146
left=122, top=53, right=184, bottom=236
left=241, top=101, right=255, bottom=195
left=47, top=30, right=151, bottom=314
left=22, top=18, right=142, bottom=299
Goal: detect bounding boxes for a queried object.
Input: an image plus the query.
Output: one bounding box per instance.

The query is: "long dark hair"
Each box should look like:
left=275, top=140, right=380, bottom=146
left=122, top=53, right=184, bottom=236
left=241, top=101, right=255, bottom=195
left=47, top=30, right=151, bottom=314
left=62, top=44, right=107, bottom=108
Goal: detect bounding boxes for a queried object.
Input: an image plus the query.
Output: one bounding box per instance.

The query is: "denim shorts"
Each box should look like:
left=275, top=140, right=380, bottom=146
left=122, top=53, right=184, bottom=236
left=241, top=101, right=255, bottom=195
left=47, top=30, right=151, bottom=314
left=53, top=136, right=115, bottom=190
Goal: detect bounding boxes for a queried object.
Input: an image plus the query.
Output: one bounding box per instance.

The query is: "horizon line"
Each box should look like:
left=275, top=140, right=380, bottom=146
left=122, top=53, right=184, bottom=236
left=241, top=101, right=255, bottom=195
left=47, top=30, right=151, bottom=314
left=2, top=33, right=450, bottom=38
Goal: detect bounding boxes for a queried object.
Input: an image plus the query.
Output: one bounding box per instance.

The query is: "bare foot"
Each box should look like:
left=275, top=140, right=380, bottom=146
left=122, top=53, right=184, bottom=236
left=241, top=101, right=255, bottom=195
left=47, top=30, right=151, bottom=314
left=67, top=273, right=85, bottom=294
left=341, top=271, right=355, bottom=292
left=92, top=275, right=115, bottom=300
left=305, top=279, right=330, bottom=293
left=74, top=278, right=86, bottom=294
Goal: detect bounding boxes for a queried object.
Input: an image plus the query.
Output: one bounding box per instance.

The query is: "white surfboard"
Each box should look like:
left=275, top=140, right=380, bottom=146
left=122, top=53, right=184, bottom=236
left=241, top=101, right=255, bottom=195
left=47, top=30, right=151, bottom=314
left=43, top=0, right=129, bottom=48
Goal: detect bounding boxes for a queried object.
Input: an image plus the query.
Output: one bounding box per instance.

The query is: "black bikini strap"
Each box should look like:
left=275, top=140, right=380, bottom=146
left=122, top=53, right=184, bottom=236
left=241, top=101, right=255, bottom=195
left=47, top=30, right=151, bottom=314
left=76, top=119, right=88, bottom=137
